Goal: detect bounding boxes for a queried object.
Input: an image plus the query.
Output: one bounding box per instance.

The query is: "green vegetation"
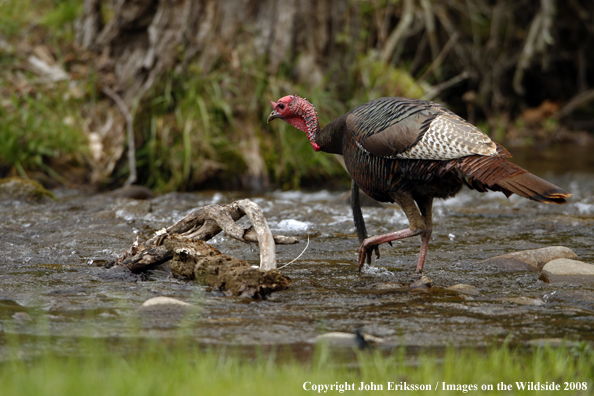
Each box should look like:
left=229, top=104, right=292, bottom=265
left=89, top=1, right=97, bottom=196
left=0, top=0, right=87, bottom=183
left=1, top=0, right=585, bottom=190
left=136, top=51, right=427, bottom=191
left=0, top=338, right=592, bottom=395
left=0, top=88, right=87, bottom=181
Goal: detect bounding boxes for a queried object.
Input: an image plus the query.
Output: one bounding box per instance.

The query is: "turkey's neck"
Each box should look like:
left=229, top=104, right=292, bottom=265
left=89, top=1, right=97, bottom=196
left=290, top=99, right=344, bottom=155
left=315, top=115, right=347, bottom=155
left=289, top=99, right=322, bottom=151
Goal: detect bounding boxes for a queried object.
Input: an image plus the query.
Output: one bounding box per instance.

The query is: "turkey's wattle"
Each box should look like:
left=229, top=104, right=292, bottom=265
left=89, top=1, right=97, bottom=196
left=267, top=95, right=571, bottom=273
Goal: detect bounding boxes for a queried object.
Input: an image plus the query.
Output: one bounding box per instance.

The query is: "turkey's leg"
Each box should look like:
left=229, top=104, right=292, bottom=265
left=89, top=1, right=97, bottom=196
left=351, top=180, right=368, bottom=243
left=358, top=193, right=425, bottom=271
left=351, top=180, right=380, bottom=261
left=414, top=196, right=433, bottom=273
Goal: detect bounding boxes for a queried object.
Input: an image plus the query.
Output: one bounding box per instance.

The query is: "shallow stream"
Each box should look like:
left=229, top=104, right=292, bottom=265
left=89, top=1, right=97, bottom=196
left=1, top=146, right=593, bottom=357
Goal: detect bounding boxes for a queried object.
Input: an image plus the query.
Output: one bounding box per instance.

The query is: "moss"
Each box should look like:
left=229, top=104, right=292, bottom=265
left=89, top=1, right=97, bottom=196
left=167, top=238, right=290, bottom=299
left=0, top=177, right=56, bottom=201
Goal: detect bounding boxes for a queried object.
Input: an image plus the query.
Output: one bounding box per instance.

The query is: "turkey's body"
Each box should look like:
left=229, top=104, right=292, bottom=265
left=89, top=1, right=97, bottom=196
left=268, top=96, right=571, bottom=273
left=342, top=133, right=464, bottom=204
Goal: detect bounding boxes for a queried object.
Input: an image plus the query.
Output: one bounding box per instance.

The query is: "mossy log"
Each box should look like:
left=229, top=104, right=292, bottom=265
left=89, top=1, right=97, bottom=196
left=166, top=236, right=290, bottom=299
left=110, top=199, right=297, bottom=299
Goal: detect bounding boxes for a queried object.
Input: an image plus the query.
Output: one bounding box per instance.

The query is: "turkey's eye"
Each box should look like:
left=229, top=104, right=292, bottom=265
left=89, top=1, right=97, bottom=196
left=278, top=103, right=285, bottom=110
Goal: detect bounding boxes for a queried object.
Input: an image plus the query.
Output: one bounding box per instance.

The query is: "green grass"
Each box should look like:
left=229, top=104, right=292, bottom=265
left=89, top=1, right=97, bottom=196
left=0, top=90, right=87, bottom=179
left=0, top=0, right=80, bottom=39
left=0, top=0, right=88, bottom=181
left=0, top=338, right=592, bottom=396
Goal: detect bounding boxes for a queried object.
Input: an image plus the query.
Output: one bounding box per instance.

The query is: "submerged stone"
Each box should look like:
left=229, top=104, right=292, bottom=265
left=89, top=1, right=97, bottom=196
left=138, top=296, right=196, bottom=329
left=447, top=284, right=480, bottom=296
left=141, top=296, right=193, bottom=308
left=542, top=290, right=594, bottom=310
left=502, top=296, right=545, bottom=306
left=541, top=259, right=594, bottom=283
left=478, top=246, right=578, bottom=272
left=314, top=331, right=384, bottom=348
left=410, top=276, right=432, bottom=289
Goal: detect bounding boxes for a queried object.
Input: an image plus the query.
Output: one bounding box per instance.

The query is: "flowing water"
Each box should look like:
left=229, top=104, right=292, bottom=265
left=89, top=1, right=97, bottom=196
left=1, top=146, right=593, bottom=357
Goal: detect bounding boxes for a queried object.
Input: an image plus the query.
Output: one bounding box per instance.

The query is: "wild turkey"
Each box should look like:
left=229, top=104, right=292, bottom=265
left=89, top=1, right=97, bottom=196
left=267, top=96, right=571, bottom=273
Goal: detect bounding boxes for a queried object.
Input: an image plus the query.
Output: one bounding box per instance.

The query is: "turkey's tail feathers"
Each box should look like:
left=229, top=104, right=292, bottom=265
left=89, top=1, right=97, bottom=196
left=452, top=145, right=571, bottom=204
left=495, top=172, right=570, bottom=204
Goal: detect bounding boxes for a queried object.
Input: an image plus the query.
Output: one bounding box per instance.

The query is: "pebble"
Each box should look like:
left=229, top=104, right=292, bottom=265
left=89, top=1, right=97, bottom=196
left=447, top=284, right=480, bottom=296
left=478, top=246, right=578, bottom=272
left=139, top=296, right=194, bottom=313
left=141, top=296, right=193, bottom=308
left=138, top=297, right=196, bottom=327
left=410, top=276, right=432, bottom=289
left=501, top=296, right=545, bottom=306
left=541, top=259, right=594, bottom=283
left=314, top=331, right=384, bottom=348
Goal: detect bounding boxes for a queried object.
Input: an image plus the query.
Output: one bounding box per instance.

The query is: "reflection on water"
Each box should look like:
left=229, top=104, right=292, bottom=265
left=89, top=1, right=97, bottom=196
left=0, top=144, right=593, bottom=355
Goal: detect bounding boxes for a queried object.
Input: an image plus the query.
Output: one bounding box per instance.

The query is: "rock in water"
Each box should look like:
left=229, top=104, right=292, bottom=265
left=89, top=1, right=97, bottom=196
left=447, top=284, right=480, bottom=296
left=410, top=276, right=433, bottom=289
left=541, top=259, right=594, bottom=283
left=0, top=177, right=55, bottom=202
left=478, top=246, right=578, bottom=272
left=502, top=296, right=545, bottom=306
left=314, top=331, right=384, bottom=348
left=141, top=297, right=193, bottom=308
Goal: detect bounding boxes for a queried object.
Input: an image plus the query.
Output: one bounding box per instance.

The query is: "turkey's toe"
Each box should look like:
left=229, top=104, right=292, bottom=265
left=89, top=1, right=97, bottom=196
left=357, top=244, right=381, bottom=271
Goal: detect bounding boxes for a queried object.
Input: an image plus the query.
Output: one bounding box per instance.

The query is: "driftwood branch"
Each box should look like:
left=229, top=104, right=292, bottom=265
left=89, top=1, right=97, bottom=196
left=112, top=199, right=299, bottom=273
left=236, top=199, right=276, bottom=271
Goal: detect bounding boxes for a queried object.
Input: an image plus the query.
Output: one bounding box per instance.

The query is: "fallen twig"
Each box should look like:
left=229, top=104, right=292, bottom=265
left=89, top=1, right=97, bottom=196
left=278, top=234, right=310, bottom=270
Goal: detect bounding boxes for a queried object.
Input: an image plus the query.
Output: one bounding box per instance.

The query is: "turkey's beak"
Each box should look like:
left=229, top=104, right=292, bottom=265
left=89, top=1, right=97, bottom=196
left=267, top=109, right=280, bottom=124
left=267, top=101, right=280, bottom=123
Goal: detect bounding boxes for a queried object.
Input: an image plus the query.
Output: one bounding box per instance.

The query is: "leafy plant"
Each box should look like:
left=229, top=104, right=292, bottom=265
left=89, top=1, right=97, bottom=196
left=0, top=87, right=87, bottom=179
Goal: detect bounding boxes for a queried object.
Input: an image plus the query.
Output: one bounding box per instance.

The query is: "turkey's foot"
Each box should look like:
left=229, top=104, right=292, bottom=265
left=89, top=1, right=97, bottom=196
left=358, top=245, right=380, bottom=272
left=357, top=228, right=422, bottom=272
left=415, top=228, right=432, bottom=273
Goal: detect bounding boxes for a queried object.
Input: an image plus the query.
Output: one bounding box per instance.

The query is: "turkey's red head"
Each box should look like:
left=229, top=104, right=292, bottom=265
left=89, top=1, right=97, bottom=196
left=268, top=95, right=321, bottom=151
